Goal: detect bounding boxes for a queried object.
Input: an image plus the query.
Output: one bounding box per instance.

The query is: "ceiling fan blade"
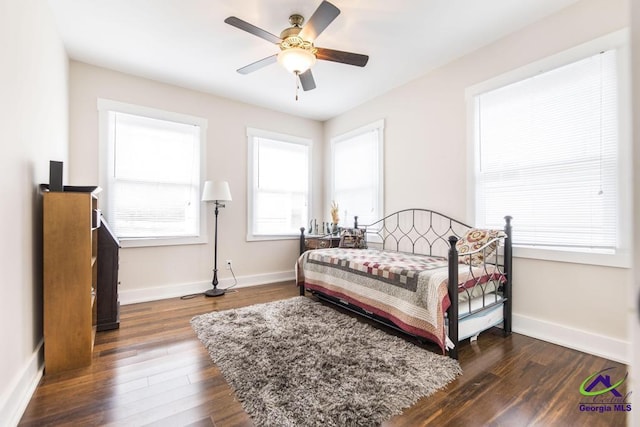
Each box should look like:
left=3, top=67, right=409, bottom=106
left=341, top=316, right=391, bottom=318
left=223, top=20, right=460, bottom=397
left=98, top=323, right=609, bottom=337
left=224, top=16, right=281, bottom=44
left=298, top=69, right=316, bottom=91
left=316, top=48, right=369, bottom=67
left=237, top=54, right=278, bottom=74
left=299, top=1, right=340, bottom=41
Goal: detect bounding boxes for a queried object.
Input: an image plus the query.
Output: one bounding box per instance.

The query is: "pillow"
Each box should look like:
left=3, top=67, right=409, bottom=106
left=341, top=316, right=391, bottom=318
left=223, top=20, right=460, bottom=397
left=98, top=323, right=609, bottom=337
left=339, top=228, right=367, bottom=249
left=456, top=228, right=505, bottom=265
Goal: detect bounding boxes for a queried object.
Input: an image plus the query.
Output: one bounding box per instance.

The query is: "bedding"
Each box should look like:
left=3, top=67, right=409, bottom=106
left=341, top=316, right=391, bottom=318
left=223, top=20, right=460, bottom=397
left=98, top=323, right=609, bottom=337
left=296, top=247, right=506, bottom=352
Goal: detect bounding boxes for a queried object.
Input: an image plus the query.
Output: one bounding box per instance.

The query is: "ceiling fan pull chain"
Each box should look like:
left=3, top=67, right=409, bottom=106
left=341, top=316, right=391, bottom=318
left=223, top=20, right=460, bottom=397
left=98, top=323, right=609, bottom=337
left=295, top=71, right=300, bottom=101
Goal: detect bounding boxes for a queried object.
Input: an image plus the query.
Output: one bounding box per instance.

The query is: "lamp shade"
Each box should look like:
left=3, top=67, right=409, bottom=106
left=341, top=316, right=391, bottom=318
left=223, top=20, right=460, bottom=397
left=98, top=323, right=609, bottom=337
left=202, top=180, right=232, bottom=202
left=277, top=47, right=316, bottom=74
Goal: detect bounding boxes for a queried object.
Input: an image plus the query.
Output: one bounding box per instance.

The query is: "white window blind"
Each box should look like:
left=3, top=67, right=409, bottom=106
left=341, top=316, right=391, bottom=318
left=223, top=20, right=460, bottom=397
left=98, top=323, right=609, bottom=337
left=474, top=49, right=619, bottom=252
left=248, top=131, right=310, bottom=238
left=331, top=120, right=384, bottom=227
left=108, top=112, right=201, bottom=239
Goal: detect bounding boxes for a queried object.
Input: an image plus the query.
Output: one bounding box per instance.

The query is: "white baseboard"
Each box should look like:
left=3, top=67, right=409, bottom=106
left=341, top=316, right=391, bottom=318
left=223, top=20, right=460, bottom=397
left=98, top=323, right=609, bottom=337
left=120, top=270, right=296, bottom=305
left=512, top=313, right=630, bottom=364
left=0, top=340, right=44, bottom=427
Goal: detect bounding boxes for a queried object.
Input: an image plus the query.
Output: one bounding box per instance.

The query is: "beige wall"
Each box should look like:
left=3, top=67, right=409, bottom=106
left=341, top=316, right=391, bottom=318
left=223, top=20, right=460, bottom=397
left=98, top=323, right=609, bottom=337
left=325, top=0, right=631, bottom=352
left=69, top=62, right=324, bottom=296
left=0, top=0, right=69, bottom=423
left=631, top=0, right=639, bottom=422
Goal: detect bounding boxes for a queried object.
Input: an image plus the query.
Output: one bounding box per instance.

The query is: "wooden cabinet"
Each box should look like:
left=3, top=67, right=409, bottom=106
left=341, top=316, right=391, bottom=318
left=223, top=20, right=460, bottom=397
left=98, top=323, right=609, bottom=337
left=97, top=215, right=120, bottom=331
left=304, top=235, right=340, bottom=250
left=298, top=227, right=341, bottom=255
left=300, top=235, right=341, bottom=255
left=43, top=187, right=100, bottom=374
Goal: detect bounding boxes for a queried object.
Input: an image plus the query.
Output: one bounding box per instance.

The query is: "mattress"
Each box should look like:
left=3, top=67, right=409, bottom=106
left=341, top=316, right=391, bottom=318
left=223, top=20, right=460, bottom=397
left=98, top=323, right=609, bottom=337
left=447, top=292, right=504, bottom=342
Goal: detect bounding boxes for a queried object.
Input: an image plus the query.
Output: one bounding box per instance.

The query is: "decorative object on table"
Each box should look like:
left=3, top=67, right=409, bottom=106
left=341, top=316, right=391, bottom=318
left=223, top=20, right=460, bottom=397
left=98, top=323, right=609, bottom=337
left=330, top=200, right=340, bottom=224
left=191, top=297, right=461, bottom=427
left=201, top=180, right=232, bottom=297
left=49, top=160, right=63, bottom=192
left=338, top=228, right=367, bottom=249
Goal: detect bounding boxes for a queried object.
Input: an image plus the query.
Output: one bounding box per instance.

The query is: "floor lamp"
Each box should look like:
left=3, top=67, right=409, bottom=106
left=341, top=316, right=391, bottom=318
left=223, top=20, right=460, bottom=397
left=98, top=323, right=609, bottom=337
left=202, top=180, right=232, bottom=297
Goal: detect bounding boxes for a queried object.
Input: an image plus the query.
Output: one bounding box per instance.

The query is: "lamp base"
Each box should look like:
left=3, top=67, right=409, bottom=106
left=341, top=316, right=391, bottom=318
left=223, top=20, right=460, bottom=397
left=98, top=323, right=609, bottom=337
left=204, top=288, right=225, bottom=297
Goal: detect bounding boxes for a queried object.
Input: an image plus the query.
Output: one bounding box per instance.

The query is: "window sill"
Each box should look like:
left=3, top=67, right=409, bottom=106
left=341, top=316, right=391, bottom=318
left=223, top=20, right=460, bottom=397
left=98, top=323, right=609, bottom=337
left=246, top=234, right=299, bottom=242
left=120, top=235, right=207, bottom=248
left=513, top=245, right=631, bottom=269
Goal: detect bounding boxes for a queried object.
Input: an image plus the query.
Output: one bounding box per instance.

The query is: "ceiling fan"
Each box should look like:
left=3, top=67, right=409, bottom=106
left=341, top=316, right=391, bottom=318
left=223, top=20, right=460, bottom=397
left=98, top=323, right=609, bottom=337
left=224, top=1, right=369, bottom=96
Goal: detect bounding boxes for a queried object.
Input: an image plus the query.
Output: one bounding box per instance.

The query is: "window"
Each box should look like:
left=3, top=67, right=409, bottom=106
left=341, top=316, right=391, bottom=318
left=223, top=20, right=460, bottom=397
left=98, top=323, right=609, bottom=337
left=469, top=31, right=630, bottom=266
left=98, top=99, right=207, bottom=247
left=247, top=128, right=311, bottom=240
left=330, top=120, right=384, bottom=228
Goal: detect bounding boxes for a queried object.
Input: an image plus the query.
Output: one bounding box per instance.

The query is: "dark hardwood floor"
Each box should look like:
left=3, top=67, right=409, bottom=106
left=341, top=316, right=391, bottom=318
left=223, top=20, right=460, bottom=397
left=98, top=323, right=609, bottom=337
left=19, top=281, right=628, bottom=426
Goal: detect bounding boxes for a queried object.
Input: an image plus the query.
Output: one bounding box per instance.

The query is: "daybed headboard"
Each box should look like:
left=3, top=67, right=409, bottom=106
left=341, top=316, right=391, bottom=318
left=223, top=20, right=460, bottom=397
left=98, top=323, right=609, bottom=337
left=356, top=209, right=472, bottom=258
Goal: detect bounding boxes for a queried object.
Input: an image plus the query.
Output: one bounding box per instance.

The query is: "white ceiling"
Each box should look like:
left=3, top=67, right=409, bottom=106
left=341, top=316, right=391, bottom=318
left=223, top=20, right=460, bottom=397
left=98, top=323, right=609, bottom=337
left=47, top=0, right=578, bottom=121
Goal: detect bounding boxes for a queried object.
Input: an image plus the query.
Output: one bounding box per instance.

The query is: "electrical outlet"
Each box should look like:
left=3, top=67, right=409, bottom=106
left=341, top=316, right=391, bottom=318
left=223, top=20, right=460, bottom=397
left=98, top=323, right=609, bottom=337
left=225, top=259, right=232, bottom=270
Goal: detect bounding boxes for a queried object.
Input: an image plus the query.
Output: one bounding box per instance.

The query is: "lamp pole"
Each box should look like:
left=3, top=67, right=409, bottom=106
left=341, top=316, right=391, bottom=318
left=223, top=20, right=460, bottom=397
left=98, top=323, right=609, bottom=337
left=201, top=180, right=231, bottom=297
left=205, top=201, right=225, bottom=297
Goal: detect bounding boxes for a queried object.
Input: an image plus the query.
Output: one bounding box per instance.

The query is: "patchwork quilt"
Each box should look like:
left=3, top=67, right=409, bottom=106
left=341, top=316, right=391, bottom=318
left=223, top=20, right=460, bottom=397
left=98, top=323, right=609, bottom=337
left=296, top=247, right=503, bottom=351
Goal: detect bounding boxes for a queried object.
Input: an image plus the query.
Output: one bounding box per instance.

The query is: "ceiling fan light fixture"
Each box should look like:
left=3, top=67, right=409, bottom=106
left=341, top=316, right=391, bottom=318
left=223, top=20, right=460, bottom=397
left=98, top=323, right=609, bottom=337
left=278, top=47, right=317, bottom=74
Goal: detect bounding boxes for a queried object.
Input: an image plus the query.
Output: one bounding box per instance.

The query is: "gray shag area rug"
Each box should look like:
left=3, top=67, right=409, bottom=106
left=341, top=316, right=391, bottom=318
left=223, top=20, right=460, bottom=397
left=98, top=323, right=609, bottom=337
left=191, top=296, right=461, bottom=427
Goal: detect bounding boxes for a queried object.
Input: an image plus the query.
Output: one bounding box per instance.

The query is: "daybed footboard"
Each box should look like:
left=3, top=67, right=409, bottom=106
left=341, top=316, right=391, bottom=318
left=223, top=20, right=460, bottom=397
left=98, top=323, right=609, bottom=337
left=446, top=216, right=512, bottom=359
left=296, top=209, right=513, bottom=359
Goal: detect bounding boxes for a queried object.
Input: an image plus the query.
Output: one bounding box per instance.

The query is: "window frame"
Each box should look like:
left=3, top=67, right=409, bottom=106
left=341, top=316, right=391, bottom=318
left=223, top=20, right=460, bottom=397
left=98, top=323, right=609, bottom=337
left=97, top=98, right=208, bottom=248
left=329, top=119, right=385, bottom=229
left=465, top=30, right=631, bottom=268
left=246, top=127, right=312, bottom=241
